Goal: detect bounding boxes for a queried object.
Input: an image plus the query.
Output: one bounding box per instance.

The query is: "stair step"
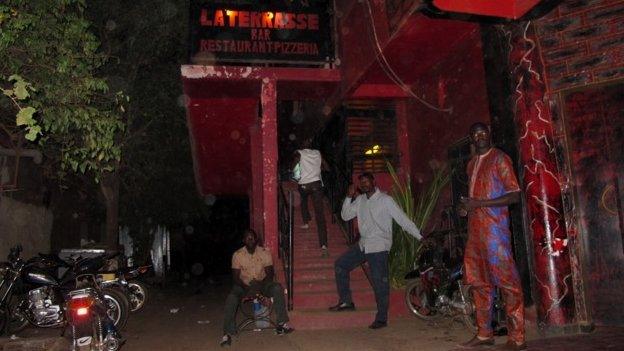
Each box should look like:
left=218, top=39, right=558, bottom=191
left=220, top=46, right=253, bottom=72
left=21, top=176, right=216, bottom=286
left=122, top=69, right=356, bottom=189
left=295, top=248, right=350, bottom=259
left=288, top=290, right=410, bottom=330
left=292, top=259, right=334, bottom=270
left=292, top=237, right=346, bottom=243
left=292, top=248, right=344, bottom=253
left=292, top=245, right=346, bottom=250
left=292, top=237, right=343, bottom=242
left=294, top=276, right=370, bottom=293
left=293, top=289, right=379, bottom=310
left=294, top=267, right=366, bottom=281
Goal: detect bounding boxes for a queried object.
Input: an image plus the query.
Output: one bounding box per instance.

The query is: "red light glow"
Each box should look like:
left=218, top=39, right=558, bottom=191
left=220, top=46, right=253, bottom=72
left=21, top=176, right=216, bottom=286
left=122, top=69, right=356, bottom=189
left=68, top=295, right=94, bottom=317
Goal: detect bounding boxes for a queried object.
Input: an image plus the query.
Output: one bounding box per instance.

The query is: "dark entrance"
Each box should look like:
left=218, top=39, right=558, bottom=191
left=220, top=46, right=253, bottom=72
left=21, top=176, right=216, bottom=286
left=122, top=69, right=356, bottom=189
left=563, top=82, right=624, bottom=326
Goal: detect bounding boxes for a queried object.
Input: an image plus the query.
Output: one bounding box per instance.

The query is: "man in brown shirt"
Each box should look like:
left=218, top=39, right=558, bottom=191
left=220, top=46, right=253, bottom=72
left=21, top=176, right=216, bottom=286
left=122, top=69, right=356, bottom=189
left=221, top=229, right=293, bottom=346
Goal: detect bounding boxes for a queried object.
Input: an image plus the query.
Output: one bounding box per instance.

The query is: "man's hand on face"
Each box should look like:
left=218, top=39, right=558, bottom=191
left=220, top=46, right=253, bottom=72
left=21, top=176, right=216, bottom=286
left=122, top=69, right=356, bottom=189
left=347, top=184, right=357, bottom=198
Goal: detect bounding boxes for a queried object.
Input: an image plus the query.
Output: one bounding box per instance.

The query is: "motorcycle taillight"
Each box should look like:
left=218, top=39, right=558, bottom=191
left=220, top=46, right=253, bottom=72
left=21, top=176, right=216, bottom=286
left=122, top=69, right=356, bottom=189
left=68, top=295, right=95, bottom=317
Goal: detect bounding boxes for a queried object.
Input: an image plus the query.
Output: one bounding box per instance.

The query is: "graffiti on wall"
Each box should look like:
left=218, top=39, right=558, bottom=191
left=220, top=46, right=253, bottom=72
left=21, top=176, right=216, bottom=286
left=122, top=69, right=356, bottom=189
left=505, top=21, right=576, bottom=328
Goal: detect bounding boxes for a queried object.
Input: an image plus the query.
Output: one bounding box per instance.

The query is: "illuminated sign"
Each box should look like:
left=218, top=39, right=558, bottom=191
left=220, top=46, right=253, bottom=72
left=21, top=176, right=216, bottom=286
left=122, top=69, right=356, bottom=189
left=190, top=1, right=333, bottom=64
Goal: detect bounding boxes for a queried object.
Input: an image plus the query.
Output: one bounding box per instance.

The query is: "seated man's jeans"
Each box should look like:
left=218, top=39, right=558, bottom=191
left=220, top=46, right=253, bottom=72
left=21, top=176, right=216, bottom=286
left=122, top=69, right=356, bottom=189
left=223, top=281, right=289, bottom=335
left=335, top=245, right=389, bottom=323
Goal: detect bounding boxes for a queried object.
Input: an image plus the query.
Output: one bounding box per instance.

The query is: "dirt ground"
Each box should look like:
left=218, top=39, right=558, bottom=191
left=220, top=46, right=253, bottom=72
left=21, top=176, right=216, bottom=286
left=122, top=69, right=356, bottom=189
left=8, top=280, right=477, bottom=351
left=7, top=280, right=624, bottom=351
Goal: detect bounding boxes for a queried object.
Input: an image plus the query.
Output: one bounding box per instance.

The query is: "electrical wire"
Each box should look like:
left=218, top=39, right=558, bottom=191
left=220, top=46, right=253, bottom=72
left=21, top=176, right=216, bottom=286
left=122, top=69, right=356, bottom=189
left=364, top=0, right=453, bottom=113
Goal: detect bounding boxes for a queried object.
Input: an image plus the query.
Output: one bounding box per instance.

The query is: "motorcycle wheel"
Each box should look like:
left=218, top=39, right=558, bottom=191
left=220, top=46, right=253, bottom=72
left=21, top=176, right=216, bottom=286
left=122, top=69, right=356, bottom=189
left=451, top=289, right=477, bottom=332
left=0, top=307, right=9, bottom=336
left=102, top=288, right=129, bottom=330
left=404, top=279, right=436, bottom=320
left=127, top=280, right=148, bottom=312
left=7, top=295, right=29, bottom=334
left=104, top=334, right=121, bottom=351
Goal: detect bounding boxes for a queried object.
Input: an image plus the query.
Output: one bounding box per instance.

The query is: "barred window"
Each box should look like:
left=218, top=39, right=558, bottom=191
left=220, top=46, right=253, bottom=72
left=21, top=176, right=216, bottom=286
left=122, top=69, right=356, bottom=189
left=346, top=107, right=398, bottom=174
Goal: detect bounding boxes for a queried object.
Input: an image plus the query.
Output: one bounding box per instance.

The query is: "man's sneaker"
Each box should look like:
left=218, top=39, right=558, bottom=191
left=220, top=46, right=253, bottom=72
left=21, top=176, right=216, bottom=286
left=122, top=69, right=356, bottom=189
left=300, top=223, right=310, bottom=229
left=219, top=334, right=232, bottom=347
left=328, top=302, right=355, bottom=312
left=321, top=245, right=329, bottom=258
left=275, top=323, right=294, bottom=335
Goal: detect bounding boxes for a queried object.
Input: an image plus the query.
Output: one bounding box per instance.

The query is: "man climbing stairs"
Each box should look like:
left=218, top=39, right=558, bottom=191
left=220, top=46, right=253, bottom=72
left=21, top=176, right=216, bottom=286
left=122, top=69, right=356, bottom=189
left=278, top=183, right=406, bottom=330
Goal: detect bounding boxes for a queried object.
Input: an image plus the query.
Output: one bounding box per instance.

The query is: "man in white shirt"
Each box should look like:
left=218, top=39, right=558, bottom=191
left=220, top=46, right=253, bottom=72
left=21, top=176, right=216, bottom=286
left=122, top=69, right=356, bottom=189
left=330, top=172, right=422, bottom=329
left=293, top=145, right=328, bottom=257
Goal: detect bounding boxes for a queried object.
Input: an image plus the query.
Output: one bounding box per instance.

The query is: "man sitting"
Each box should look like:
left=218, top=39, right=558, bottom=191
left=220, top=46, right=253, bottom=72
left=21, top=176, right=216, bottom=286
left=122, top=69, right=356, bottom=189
left=220, top=229, right=294, bottom=347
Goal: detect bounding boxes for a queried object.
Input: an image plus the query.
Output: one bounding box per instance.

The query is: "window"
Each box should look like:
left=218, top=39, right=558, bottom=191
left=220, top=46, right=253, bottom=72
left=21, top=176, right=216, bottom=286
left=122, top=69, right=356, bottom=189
left=346, top=107, right=397, bottom=174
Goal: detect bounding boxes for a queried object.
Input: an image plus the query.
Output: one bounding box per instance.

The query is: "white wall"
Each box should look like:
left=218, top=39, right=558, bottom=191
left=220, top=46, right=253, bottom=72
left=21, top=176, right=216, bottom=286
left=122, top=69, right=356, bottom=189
left=0, top=196, right=53, bottom=261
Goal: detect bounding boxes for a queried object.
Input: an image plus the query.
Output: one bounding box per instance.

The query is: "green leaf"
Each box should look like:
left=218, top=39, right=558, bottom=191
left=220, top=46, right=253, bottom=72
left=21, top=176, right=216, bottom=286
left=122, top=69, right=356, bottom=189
left=25, top=125, right=42, bottom=141
left=13, top=79, right=30, bottom=100
left=16, top=106, right=36, bottom=126
left=8, top=74, right=23, bottom=82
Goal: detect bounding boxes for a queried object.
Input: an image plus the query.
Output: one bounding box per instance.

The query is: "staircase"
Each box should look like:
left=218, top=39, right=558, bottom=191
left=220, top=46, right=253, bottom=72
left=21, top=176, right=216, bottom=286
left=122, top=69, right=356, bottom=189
left=278, top=183, right=406, bottom=330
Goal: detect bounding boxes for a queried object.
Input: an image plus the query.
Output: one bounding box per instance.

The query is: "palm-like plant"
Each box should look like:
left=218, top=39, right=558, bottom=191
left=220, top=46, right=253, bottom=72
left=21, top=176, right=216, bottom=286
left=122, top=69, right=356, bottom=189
left=387, top=162, right=450, bottom=288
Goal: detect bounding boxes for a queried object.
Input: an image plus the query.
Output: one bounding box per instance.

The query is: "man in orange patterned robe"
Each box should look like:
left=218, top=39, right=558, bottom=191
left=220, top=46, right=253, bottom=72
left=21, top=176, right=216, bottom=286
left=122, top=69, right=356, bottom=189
left=459, top=123, right=526, bottom=351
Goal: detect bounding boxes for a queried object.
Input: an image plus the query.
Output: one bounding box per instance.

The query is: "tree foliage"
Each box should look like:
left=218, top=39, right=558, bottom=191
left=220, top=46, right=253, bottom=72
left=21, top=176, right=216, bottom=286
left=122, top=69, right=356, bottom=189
left=0, top=0, right=125, bottom=177
left=2, top=0, right=206, bottom=248
left=87, top=0, right=208, bottom=231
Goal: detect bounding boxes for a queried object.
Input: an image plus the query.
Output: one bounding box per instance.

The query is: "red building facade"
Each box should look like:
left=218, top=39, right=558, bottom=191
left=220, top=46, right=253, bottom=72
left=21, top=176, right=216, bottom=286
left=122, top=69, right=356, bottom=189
left=182, top=0, right=624, bottom=332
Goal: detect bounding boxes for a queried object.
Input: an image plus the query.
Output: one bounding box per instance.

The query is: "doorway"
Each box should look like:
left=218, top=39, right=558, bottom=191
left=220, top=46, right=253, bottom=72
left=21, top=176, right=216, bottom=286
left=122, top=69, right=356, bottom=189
left=563, top=81, right=624, bottom=325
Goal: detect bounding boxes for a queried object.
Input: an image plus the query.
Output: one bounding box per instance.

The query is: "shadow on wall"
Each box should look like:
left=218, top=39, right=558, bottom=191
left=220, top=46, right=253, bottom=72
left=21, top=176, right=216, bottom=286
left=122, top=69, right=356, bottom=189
left=0, top=196, right=53, bottom=260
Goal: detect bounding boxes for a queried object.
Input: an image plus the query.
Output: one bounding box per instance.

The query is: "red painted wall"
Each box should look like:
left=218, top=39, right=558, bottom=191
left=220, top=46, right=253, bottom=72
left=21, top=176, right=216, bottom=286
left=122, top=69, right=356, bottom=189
left=406, top=33, right=490, bottom=193
left=186, top=98, right=257, bottom=196
left=335, top=0, right=390, bottom=98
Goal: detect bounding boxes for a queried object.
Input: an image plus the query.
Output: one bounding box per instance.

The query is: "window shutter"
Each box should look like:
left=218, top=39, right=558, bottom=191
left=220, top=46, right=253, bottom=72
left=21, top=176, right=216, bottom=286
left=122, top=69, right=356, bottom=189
left=346, top=109, right=398, bottom=174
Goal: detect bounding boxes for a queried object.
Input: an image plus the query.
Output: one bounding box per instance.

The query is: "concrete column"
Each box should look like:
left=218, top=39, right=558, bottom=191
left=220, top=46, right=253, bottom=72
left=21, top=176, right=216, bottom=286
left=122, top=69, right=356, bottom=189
left=507, top=23, right=576, bottom=331
left=249, top=125, right=264, bottom=237
left=260, top=78, right=278, bottom=257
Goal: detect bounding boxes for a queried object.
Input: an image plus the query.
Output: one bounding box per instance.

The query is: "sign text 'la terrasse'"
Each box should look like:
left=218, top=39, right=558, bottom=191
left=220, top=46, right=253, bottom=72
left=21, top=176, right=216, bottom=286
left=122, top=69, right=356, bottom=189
left=199, top=9, right=321, bottom=56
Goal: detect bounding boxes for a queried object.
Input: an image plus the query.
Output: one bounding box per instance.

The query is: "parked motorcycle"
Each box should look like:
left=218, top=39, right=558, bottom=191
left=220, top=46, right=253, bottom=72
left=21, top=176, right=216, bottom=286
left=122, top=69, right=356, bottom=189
left=33, top=251, right=150, bottom=313
left=404, top=229, right=477, bottom=330
left=0, top=245, right=129, bottom=335
left=404, top=228, right=507, bottom=334
left=67, top=275, right=123, bottom=351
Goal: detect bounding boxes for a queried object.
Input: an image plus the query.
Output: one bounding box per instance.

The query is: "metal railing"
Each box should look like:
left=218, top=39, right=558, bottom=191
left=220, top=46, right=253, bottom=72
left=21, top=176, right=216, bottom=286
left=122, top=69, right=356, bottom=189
left=278, top=184, right=294, bottom=311
left=323, top=161, right=360, bottom=246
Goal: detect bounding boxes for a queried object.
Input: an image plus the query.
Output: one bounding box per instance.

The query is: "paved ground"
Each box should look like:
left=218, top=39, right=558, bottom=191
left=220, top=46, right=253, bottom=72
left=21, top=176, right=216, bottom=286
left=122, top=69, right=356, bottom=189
left=2, top=280, right=623, bottom=350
